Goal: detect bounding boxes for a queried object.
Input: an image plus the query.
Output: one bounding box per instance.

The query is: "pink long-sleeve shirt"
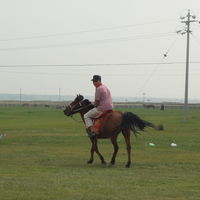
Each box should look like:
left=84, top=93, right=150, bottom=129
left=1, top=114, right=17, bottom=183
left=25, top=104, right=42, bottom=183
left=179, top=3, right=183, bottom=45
left=95, top=84, right=113, bottom=111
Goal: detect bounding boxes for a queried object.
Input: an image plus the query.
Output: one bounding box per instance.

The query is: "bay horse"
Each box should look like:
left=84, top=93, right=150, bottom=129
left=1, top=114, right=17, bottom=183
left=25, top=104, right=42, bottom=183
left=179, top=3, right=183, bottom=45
left=64, top=94, right=157, bottom=168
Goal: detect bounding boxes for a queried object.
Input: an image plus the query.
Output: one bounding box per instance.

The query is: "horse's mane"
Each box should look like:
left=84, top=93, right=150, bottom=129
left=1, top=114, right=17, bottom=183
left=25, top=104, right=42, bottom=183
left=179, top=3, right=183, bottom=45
left=82, top=99, right=91, bottom=104
left=75, top=95, right=91, bottom=105
left=82, top=99, right=94, bottom=108
left=73, top=95, right=94, bottom=110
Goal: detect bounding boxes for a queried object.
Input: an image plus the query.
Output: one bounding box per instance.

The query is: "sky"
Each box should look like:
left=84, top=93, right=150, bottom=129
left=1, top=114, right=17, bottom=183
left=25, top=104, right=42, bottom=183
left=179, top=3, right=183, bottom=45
left=0, top=0, right=200, bottom=102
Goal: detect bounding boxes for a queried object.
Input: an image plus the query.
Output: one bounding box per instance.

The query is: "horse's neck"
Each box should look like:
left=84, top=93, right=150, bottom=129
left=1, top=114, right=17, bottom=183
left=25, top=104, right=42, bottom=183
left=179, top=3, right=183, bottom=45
left=79, top=107, right=93, bottom=124
left=79, top=112, right=85, bottom=124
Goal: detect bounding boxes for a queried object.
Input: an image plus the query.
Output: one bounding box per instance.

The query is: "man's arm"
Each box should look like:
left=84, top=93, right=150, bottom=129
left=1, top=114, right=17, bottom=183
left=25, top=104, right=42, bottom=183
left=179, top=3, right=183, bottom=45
left=94, top=100, right=100, bottom=107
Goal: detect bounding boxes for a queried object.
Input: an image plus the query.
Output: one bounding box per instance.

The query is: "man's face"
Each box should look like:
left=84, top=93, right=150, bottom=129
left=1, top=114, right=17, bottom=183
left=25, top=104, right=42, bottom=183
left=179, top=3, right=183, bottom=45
left=93, top=80, right=101, bottom=87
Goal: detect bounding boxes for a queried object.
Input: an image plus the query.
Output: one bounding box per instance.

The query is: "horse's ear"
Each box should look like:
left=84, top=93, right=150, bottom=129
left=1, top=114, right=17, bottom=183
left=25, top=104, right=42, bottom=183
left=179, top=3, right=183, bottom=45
left=79, top=95, right=84, bottom=101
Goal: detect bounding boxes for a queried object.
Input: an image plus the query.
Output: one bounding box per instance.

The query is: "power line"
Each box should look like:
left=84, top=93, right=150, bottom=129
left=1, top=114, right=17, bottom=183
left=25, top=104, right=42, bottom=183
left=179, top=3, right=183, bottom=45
left=162, top=36, right=179, bottom=57
left=0, top=32, right=174, bottom=51
left=0, top=62, right=200, bottom=68
left=191, top=33, right=200, bottom=47
left=136, top=57, right=166, bottom=96
left=1, top=70, right=200, bottom=76
left=135, top=37, right=178, bottom=95
left=0, top=18, right=177, bottom=42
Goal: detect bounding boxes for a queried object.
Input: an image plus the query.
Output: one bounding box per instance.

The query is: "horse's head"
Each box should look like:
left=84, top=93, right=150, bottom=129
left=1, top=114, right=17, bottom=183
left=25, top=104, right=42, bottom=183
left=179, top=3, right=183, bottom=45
left=63, top=94, right=94, bottom=116
left=63, top=94, right=84, bottom=116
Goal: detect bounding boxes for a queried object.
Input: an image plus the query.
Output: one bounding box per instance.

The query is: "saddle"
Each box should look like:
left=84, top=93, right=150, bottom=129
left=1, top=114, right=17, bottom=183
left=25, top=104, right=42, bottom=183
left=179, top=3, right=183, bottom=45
left=92, top=110, right=113, bottom=134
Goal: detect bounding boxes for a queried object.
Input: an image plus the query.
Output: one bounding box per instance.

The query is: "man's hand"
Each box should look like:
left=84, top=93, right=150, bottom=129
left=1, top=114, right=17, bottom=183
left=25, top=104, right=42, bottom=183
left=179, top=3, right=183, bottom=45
left=94, top=100, right=100, bottom=107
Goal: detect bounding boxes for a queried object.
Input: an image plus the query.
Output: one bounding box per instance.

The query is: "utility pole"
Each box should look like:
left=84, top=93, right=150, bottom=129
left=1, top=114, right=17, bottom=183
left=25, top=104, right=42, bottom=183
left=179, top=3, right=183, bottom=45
left=19, top=88, right=22, bottom=104
left=142, top=92, right=146, bottom=103
left=177, top=9, right=199, bottom=121
left=59, top=88, right=61, bottom=101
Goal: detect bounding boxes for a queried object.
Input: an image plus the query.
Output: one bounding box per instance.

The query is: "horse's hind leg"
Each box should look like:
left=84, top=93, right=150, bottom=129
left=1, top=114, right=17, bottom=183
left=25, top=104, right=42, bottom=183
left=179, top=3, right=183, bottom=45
left=89, top=137, right=106, bottom=165
left=122, top=130, right=131, bottom=168
left=110, top=136, right=119, bottom=166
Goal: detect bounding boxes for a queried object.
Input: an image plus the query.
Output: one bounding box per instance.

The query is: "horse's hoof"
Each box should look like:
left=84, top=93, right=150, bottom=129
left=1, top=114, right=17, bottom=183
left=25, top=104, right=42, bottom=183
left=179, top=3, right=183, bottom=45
left=110, top=161, right=115, bottom=165
left=87, top=160, right=93, bottom=164
left=125, top=162, right=131, bottom=168
left=101, top=161, right=106, bottom=165
left=109, top=163, right=115, bottom=167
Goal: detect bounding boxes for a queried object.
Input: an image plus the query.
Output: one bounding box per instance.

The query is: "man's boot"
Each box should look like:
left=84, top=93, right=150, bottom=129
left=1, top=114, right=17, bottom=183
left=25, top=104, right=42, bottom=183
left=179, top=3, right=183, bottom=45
left=86, top=127, right=96, bottom=138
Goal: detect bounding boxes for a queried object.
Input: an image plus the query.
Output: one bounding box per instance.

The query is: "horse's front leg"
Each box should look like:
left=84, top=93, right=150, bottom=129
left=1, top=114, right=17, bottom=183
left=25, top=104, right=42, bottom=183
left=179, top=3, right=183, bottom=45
left=91, top=137, right=106, bottom=165
left=87, top=138, right=95, bottom=164
left=110, top=136, right=119, bottom=166
left=88, top=137, right=106, bottom=165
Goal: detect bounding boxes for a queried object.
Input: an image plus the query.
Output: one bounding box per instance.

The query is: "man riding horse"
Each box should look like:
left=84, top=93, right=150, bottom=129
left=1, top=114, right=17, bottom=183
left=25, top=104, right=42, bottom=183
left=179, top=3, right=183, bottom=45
left=84, top=75, right=113, bottom=138
left=63, top=77, right=163, bottom=167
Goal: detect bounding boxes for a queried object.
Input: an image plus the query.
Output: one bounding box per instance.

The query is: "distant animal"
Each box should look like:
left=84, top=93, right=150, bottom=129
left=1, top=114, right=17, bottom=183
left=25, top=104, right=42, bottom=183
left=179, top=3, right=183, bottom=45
left=22, top=103, right=29, bottom=107
left=64, top=94, right=160, bottom=168
left=143, top=104, right=155, bottom=109
left=44, top=104, right=50, bottom=108
left=160, top=104, right=165, bottom=111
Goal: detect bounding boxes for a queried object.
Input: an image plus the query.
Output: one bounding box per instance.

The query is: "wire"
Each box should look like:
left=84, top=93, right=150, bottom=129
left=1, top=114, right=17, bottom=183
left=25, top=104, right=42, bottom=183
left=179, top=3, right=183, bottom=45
left=0, top=62, right=200, bottom=68
left=0, top=18, right=177, bottom=42
left=0, top=32, right=175, bottom=51
left=1, top=68, right=200, bottom=76
left=191, top=33, right=200, bottom=47
left=136, top=35, right=182, bottom=95
left=163, top=36, right=179, bottom=57
left=136, top=58, right=166, bottom=96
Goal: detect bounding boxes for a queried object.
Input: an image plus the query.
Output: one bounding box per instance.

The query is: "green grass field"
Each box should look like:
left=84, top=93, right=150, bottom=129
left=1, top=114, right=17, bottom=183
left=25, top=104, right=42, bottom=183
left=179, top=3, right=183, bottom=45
left=0, top=106, right=200, bottom=200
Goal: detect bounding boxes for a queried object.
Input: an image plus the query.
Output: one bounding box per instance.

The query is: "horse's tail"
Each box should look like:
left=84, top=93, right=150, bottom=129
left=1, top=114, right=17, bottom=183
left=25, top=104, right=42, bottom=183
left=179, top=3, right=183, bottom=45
left=122, top=112, right=155, bottom=135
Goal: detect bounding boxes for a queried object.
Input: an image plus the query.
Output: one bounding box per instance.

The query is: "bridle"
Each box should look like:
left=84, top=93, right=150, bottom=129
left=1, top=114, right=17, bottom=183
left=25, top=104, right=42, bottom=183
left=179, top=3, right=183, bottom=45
left=66, top=100, right=94, bottom=123
left=67, top=100, right=93, bottom=115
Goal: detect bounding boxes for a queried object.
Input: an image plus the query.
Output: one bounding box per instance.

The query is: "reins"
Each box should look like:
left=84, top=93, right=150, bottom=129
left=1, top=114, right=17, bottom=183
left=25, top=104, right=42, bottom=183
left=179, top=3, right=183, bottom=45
left=71, top=103, right=94, bottom=113
left=70, top=115, right=83, bottom=123
left=69, top=103, right=94, bottom=123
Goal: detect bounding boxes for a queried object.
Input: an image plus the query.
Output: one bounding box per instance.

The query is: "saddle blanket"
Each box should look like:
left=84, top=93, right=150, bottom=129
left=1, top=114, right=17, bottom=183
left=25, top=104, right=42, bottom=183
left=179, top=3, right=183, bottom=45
left=92, top=110, right=113, bottom=134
